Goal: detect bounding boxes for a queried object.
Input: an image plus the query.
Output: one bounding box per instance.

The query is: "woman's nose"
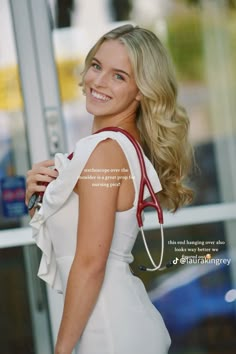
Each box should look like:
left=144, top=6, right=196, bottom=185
left=94, top=72, right=109, bottom=87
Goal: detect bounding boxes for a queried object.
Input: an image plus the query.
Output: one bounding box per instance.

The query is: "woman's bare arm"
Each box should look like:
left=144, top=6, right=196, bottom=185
left=55, top=139, right=126, bottom=354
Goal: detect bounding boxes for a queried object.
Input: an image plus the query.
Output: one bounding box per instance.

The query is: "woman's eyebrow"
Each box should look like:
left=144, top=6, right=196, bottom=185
left=92, top=57, right=130, bottom=77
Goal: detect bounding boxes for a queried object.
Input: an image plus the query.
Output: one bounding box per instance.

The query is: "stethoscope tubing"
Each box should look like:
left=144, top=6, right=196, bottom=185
left=95, top=127, right=167, bottom=272
left=94, top=126, right=163, bottom=226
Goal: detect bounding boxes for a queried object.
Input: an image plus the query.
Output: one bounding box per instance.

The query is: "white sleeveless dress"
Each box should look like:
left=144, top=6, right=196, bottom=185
left=30, top=130, right=171, bottom=354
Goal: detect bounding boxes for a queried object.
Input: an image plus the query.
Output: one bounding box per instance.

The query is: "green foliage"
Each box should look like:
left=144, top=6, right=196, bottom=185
left=165, top=9, right=236, bottom=83
left=166, top=12, right=204, bottom=82
left=180, top=0, right=236, bottom=9
left=183, top=0, right=199, bottom=6
left=228, top=12, right=236, bottom=63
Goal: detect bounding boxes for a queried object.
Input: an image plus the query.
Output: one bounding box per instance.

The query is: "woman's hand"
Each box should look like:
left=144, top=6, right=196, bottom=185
left=25, top=159, right=58, bottom=207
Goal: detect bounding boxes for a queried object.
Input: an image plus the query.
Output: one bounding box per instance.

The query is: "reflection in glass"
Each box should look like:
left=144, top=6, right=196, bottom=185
left=0, top=1, right=53, bottom=353
left=132, top=222, right=236, bottom=354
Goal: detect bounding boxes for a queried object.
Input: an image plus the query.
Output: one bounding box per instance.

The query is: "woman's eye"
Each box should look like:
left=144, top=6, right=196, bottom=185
left=92, top=63, right=101, bottom=70
left=115, top=73, right=124, bottom=81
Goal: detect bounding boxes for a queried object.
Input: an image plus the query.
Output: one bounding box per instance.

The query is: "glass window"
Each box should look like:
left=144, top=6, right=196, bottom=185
left=0, top=1, right=53, bottom=352
left=133, top=222, right=236, bottom=354
left=0, top=0, right=27, bottom=227
left=164, top=1, right=236, bottom=206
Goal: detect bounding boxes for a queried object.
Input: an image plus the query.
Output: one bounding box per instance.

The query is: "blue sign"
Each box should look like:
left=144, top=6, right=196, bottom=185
left=0, top=176, right=28, bottom=218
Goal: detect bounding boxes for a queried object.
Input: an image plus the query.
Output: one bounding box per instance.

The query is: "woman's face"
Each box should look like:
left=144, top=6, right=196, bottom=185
left=84, top=39, right=141, bottom=120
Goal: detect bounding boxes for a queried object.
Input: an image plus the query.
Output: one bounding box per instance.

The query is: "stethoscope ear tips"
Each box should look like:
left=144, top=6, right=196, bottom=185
left=138, top=260, right=175, bottom=272
left=139, top=265, right=147, bottom=271
left=166, top=260, right=174, bottom=268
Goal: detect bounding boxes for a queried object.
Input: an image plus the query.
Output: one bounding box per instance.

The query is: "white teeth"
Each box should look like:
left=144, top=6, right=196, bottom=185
left=91, top=90, right=111, bottom=101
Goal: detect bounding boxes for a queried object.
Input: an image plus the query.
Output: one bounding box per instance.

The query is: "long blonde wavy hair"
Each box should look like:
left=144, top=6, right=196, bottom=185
left=81, top=24, right=194, bottom=211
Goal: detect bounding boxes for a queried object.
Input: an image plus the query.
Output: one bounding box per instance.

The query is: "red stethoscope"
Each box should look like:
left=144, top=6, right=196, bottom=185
left=28, top=127, right=173, bottom=272
left=95, top=127, right=174, bottom=272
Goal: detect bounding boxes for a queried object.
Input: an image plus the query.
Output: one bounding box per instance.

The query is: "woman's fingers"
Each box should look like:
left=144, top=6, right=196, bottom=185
left=27, top=160, right=58, bottom=181
left=25, top=159, right=58, bottom=205
left=31, top=159, right=57, bottom=176
left=27, top=170, right=57, bottom=184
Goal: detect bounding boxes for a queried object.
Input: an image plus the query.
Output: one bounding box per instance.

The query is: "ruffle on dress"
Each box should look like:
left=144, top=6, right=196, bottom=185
left=30, top=151, right=74, bottom=293
left=29, top=131, right=162, bottom=293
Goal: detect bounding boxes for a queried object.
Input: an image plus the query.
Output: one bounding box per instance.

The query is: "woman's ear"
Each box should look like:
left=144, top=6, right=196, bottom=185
left=135, top=91, right=143, bottom=102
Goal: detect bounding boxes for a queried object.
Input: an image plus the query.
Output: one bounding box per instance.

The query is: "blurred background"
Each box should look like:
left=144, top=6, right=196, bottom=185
left=0, top=0, right=236, bottom=353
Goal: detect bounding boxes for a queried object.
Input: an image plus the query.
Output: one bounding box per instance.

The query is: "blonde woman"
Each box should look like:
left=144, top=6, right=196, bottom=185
left=26, top=25, right=193, bottom=354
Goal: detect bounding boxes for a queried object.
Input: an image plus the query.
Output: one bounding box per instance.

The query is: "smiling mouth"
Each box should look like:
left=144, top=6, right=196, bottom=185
left=91, top=89, right=111, bottom=102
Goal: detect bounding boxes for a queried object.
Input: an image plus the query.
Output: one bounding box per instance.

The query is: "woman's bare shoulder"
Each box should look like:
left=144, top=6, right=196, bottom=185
left=86, top=137, right=127, bottom=168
